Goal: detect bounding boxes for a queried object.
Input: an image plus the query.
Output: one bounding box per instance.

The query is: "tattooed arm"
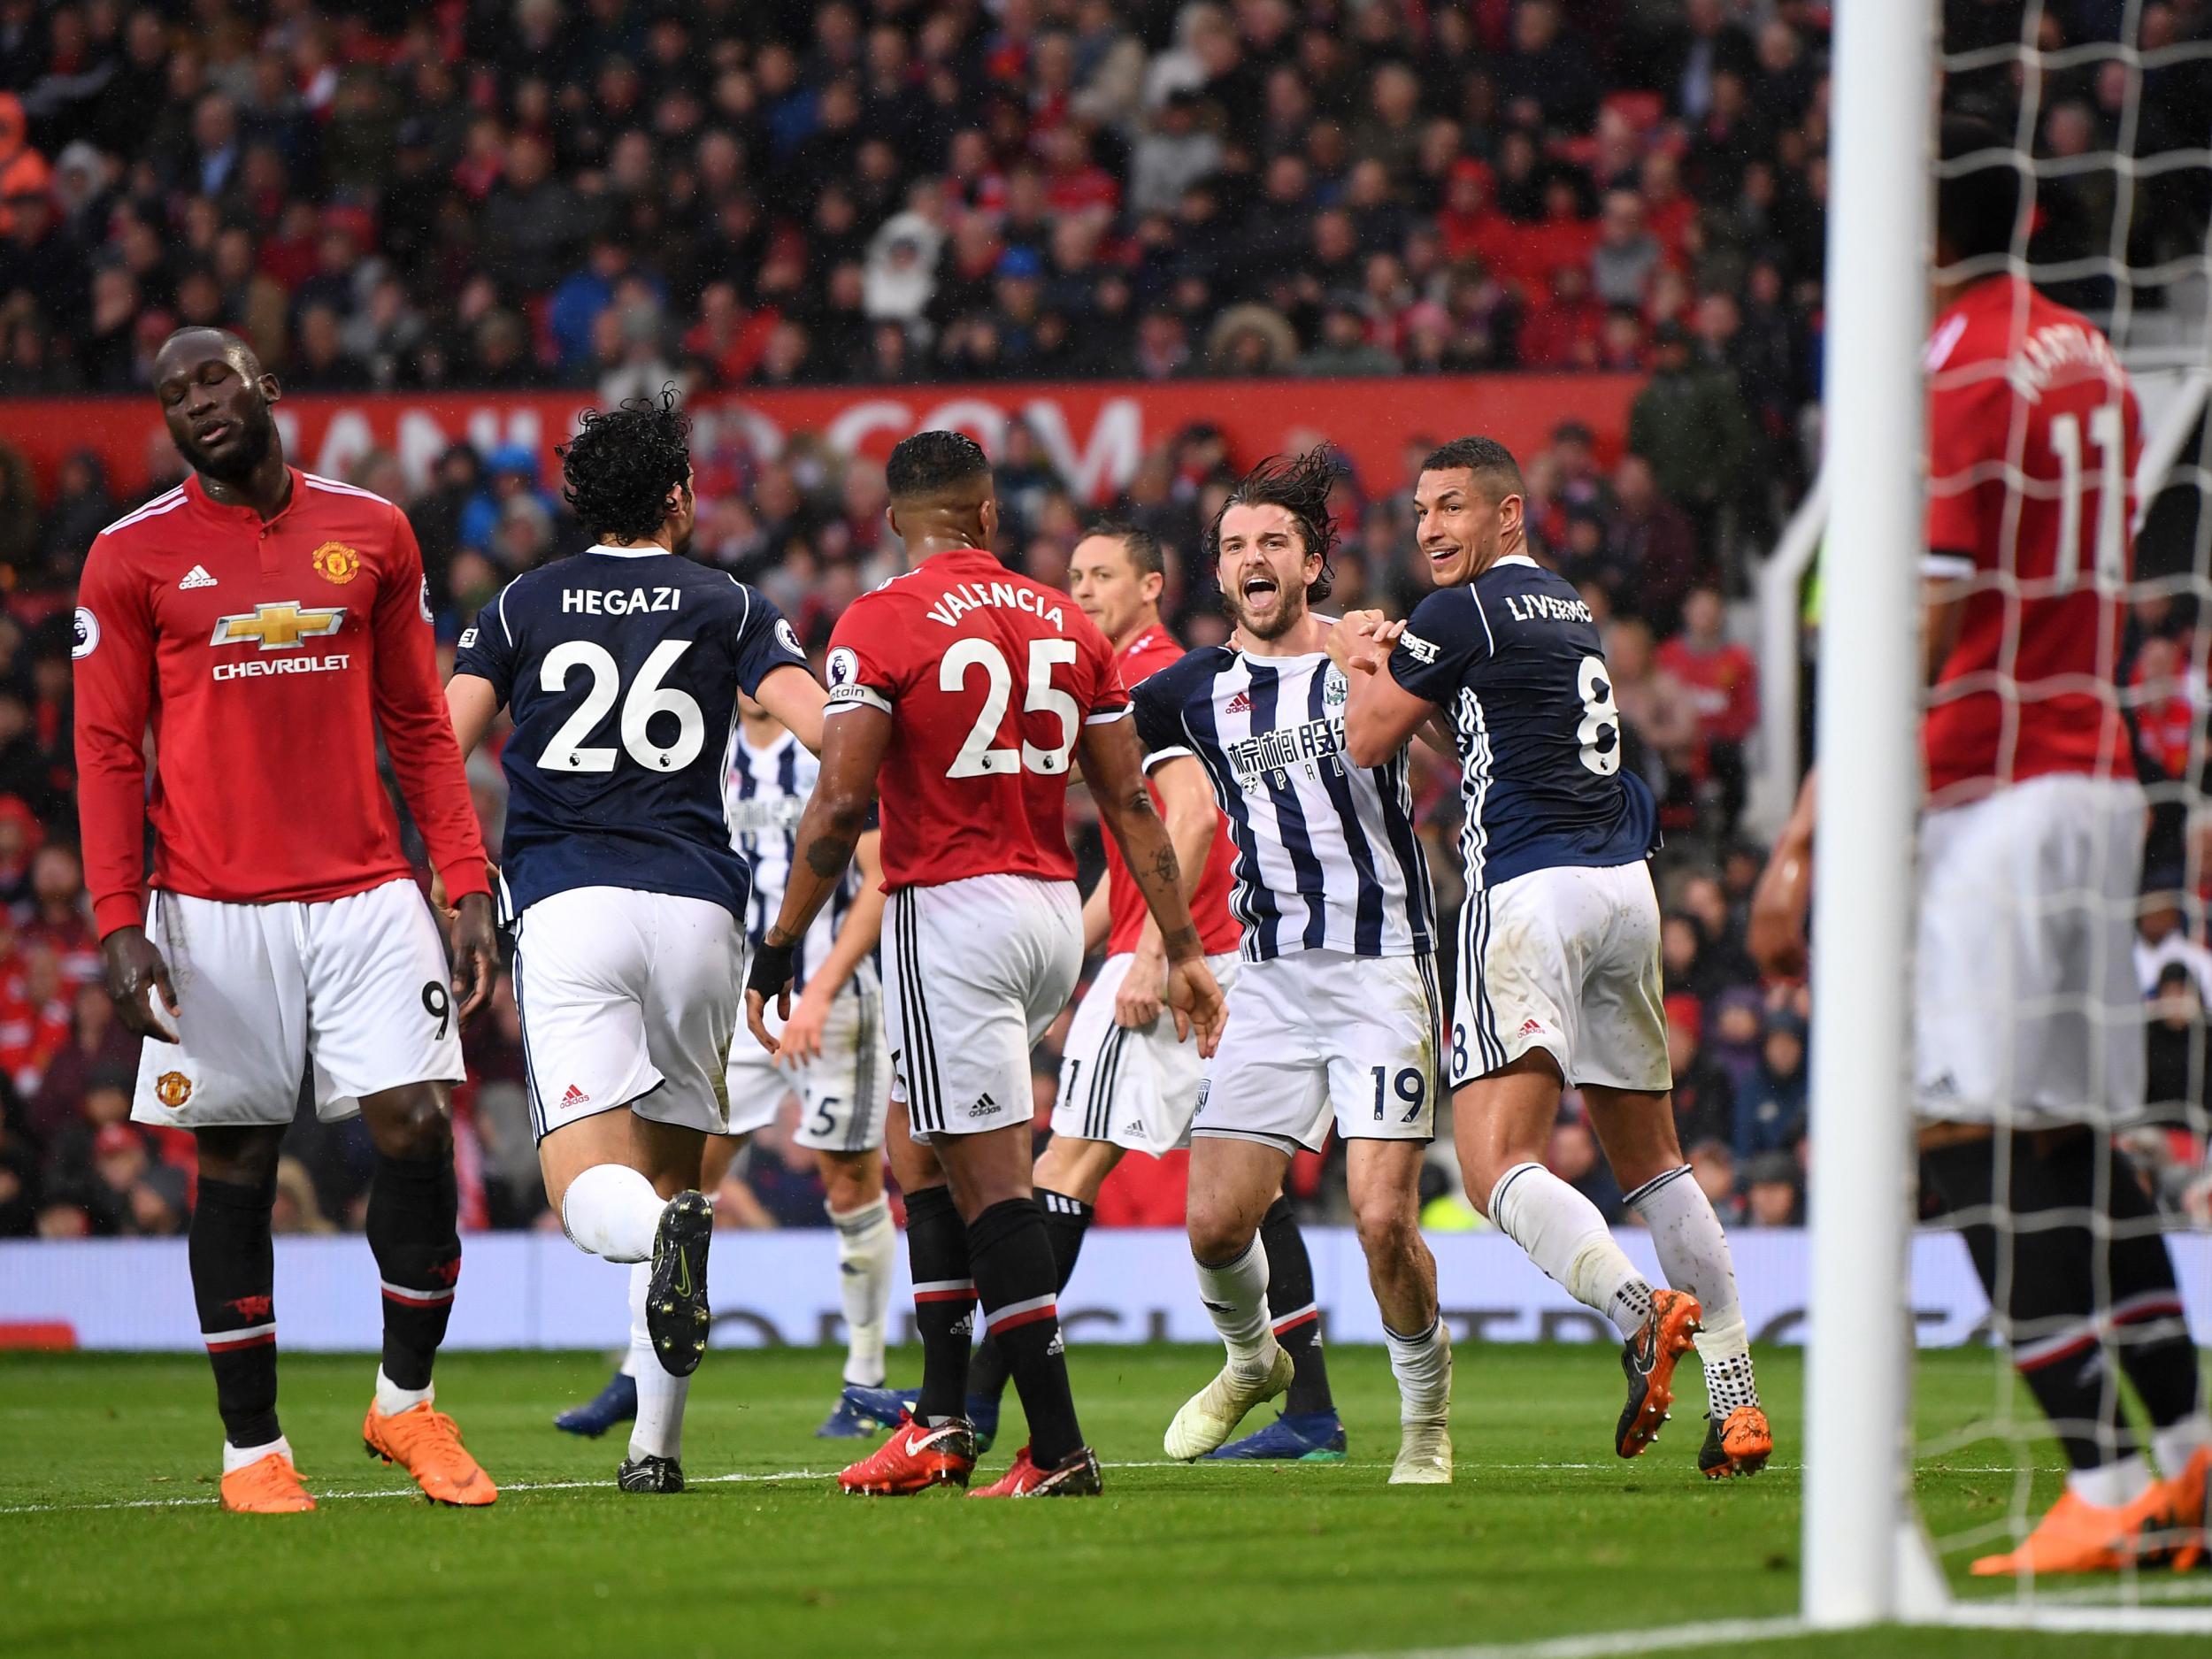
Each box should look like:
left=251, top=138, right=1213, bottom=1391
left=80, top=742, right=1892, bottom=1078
left=1116, top=755, right=1221, bottom=1031
left=746, top=703, right=889, bottom=1052
left=1077, top=716, right=1228, bottom=1056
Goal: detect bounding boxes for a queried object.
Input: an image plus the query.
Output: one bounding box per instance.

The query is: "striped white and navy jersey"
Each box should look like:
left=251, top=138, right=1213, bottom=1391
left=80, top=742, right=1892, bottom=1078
left=724, top=728, right=874, bottom=997
left=1132, top=646, right=1435, bottom=964
left=1386, top=552, right=1658, bottom=894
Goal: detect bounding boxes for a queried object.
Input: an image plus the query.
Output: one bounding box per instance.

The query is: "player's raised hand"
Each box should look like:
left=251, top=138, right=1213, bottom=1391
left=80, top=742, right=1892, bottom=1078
left=1115, top=940, right=1168, bottom=1030
left=449, top=892, right=499, bottom=1019
left=1164, top=956, right=1227, bottom=1058
left=102, top=925, right=180, bottom=1041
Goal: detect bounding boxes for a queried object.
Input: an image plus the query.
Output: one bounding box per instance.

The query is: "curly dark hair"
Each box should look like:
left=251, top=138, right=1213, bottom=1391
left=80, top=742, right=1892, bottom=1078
left=557, top=386, right=691, bottom=542
left=1203, top=448, right=1339, bottom=604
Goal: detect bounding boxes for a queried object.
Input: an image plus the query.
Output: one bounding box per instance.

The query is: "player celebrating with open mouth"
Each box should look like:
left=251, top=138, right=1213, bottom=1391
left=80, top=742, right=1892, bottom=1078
left=75, top=327, right=501, bottom=1512
left=1134, top=451, right=1455, bottom=1485
left=447, top=390, right=827, bottom=1494
left=1338, top=437, right=1770, bottom=1478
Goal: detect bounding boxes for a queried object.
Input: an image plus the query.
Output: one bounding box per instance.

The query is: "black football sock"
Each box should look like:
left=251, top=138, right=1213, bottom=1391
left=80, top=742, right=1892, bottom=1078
left=2094, top=1146, right=2204, bottom=1434
left=1261, top=1196, right=1335, bottom=1416
left=190, top=1172, right=281, bottom=1448
left=365, top=1151, right=462, bottom=1393
left=971, top=1187, right=1093, bottom=1409
left=903, top=1185, right=974, bottom=1424
left=969, top=1196, right=1083, bottom=1468
left=1924, top=1135, right=2136, bottom=1475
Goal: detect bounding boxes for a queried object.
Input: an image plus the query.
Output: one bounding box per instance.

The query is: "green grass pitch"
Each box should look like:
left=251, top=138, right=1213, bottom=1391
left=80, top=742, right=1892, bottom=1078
left=3, top=1344, right=2205, bottom=1659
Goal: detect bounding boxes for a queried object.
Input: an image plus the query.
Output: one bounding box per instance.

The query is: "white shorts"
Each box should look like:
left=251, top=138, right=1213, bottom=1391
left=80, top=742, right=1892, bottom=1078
left=725, top=981, right=893, bottom=1153
left=1194, top=949, right=1443, bottom=1154
left=511, top=886, right=743, bottom=1140
left=886, top=873, right=1081, bottom=1141
left=1916, top=774, right=2146, bottom=1127
left=131, top=879, right=462, bottom=1130
left=1051, top=950, right=1243, bottom=1156
left=1453, top=861, right=1671, bottom=1094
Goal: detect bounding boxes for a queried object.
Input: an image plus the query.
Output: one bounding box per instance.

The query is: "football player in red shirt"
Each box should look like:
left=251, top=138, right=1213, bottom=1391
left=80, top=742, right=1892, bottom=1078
left=1753, top=117, right=2208, bottom=1572
left=747, top=432, right=1225, bottom=1497
left=73, top=329, right=500, bottom=1513
left=976, top=520, right=1347, bottom=1460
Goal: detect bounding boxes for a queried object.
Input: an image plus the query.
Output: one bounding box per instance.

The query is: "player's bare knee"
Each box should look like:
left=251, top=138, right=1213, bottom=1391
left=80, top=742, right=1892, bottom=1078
left=818, top=1149, right=882, bottom=1212
left=195, top=1125, right=286, bottom=1189
left=1351, top=1189, right=1420, bottom=1262
left=1186, top=1198, right=1254, bottom=1265
left=360, top=1084, right=453, bottom=1161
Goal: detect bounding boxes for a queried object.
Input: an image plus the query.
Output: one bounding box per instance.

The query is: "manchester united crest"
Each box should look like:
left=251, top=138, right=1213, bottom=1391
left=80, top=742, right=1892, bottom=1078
left=311, top=541, right=362, bottom=584
left=154, top=1071, right=193, bottom=1110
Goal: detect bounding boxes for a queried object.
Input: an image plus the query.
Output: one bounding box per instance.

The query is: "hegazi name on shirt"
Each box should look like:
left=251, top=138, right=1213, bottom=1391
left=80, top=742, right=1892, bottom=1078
left=560, top=584, right=683, bottom=615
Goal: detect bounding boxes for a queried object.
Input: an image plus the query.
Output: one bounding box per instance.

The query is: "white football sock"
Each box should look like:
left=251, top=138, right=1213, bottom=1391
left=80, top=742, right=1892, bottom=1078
left=1626, top=1164, right=1759, bottom=1417
left=1489, top=1162, right=1650, bottom=1340
left=1194, top=1235, right=1277, bottom=1372
left=828, top=1194, right=895, bottom=1387
left=561, top=1164, right=667, bottom=1263
left=625, top=1260, right=689, bottom=1462
left=373, top=1366, right=434, bottom=1417
left=2069, top=1453, right=2153, bottom=1509
left=223, top=1433, right=294, bottom=1473
left=1383, top=1315, right=1452, bottom=1427
left=2153, top=1411, right=2212, bottom=1480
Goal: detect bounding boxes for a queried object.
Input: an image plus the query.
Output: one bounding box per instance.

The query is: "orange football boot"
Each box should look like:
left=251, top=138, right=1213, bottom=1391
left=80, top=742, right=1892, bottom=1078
left=1971, top=1489, right=2145, bottom=1577
left=220, top=1448, right=316, bottom=1513
left=1697, top=1404, right=1775, bottom=1479
left=1615, top=1289, right=1702, bottom=1458
left=363, top=1401, right=497, bottom=1506
left=2145, top=1446, right=2208, bottom=1571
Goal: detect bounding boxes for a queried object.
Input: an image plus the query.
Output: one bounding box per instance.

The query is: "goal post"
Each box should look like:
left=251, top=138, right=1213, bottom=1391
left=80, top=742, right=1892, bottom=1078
left=1801, top=0, right=1934, bottom=1627
left=1805, top=0, right=2212, bottom=1636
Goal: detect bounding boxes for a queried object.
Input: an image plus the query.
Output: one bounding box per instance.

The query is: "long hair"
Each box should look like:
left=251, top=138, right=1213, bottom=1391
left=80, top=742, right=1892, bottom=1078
left=1202, top=448, right=1339, bottom=603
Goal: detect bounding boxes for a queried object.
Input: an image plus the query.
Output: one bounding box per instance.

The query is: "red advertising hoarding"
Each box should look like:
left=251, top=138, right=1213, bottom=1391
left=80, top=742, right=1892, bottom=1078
left=0, top=374, right=1640, bottom=504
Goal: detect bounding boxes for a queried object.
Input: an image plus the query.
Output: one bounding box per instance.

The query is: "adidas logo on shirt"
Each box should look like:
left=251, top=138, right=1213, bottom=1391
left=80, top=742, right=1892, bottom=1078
left=1225, top=689, right=1252, bottom=714
left=179, top=565, right=219, bottom=589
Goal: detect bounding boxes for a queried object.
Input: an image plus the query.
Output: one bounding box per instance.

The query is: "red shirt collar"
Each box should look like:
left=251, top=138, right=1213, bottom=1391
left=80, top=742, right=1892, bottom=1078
left=184, top=465, right=304, bottom=526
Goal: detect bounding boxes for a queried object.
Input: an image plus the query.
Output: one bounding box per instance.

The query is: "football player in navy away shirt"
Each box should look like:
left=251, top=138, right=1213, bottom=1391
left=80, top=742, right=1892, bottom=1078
left=1339, top=437, right=1771, bottom=1479
left=446, top=392, right=827, bottom=1494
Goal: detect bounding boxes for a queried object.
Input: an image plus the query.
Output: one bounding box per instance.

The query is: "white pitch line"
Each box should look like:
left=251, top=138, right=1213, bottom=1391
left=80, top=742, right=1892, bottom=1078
left=1316, top=1617, right=1812, bottom=1659
left=0, top=1466, right=838, bottom=1517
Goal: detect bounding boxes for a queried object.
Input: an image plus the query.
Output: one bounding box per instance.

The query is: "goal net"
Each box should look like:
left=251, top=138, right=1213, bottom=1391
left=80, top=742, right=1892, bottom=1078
left=1810, top=0, right=2212, bottom=1633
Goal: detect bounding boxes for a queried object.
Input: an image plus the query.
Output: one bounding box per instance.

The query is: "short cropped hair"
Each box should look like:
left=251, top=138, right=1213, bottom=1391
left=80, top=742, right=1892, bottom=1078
left=1937, top=112, right=2024, bottom=266
left=885, top=429, right=991, bottom=502
left=557, top=386, right=691, bottom=541
left=1204, top=448, right=1339, bottom=603
left=1421, top=435, right=1526, bottom=504
left=1083, top=517, right=1164, bottom=578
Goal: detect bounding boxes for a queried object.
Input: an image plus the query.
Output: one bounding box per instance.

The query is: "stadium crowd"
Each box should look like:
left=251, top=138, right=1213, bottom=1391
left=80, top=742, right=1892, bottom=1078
left=1, top=0, right=2209, bottom=1240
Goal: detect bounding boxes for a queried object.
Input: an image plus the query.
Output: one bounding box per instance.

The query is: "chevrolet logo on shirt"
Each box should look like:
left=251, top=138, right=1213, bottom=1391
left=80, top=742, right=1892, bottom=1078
left=210, top=603, right=346, bottom=650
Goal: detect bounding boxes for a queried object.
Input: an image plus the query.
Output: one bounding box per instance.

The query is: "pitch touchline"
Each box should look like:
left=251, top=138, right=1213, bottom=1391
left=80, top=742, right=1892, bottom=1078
left=1, top=1459, right=2090, bottom=1517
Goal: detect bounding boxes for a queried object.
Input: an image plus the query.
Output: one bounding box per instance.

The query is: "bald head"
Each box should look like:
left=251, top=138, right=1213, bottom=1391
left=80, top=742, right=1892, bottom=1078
left=153, top=325, right=263, bottom=386
left=154, top=326, right=284, bottom=489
